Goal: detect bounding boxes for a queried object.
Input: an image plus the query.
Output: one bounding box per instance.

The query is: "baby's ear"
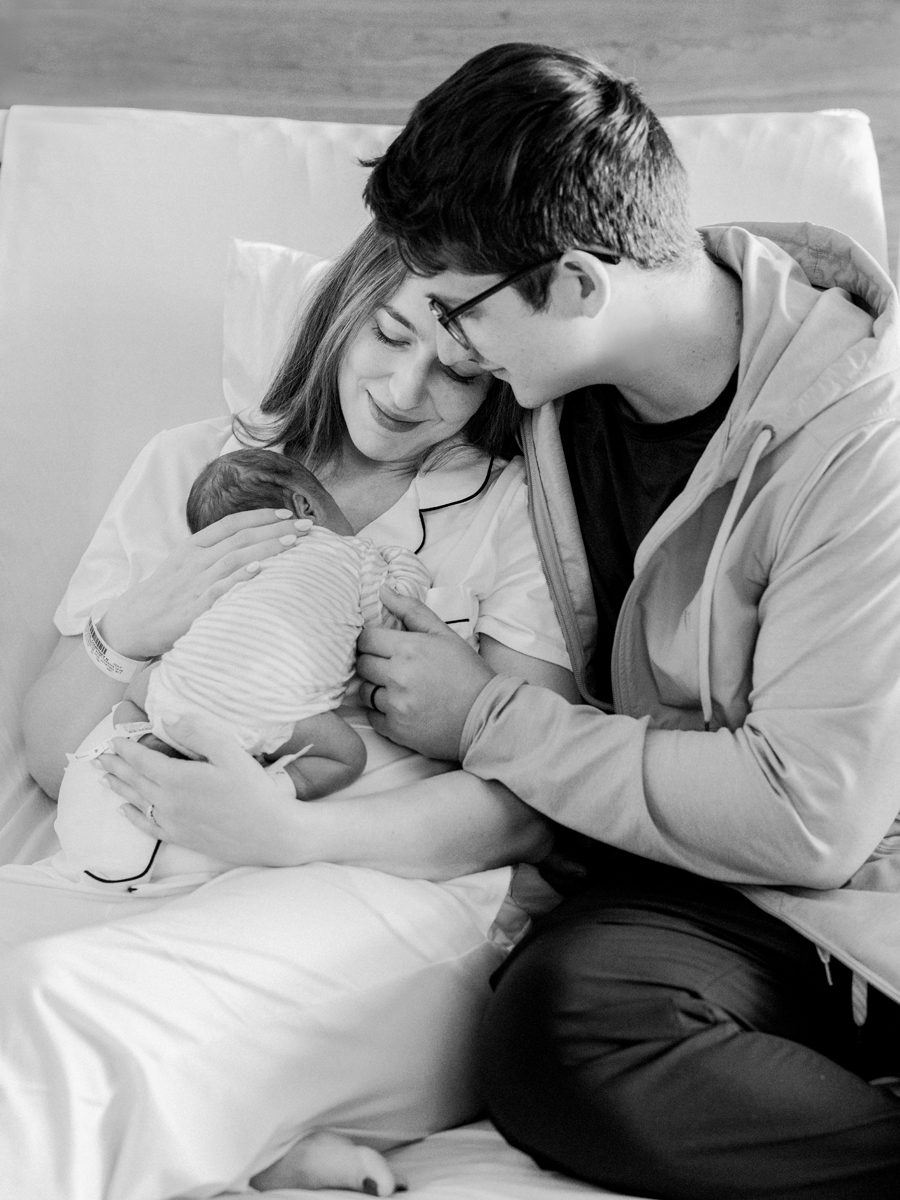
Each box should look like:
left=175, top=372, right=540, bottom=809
left=291, top=491, right=317, bottom=520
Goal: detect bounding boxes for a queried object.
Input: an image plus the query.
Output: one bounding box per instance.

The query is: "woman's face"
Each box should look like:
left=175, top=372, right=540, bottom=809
left=337, top=274, right=491, bottom=468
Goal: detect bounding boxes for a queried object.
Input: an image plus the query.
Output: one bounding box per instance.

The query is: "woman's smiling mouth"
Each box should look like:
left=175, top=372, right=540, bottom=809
left=367, top=393, right=425, bottom=433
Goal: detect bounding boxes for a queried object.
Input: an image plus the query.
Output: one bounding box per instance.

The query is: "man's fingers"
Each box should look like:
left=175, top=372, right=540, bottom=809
left=357, top=596, right=452, bottom=658
left=355, top=652, right=391, bottom=689
left=379, top=589, right=453, bottom=634
left=357, top=625, right=397, bottom=658
left=366, top=709, right=389, bottom=738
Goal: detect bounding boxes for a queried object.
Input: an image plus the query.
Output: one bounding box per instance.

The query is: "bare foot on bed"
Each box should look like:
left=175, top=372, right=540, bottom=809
left=250, top=1130, right=405, bottom=1194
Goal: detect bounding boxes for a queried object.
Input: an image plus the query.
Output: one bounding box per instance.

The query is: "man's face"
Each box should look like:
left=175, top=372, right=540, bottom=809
left=426, top=269, right=598, bottom=408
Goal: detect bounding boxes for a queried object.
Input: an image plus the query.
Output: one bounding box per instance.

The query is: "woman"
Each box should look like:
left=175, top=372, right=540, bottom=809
left=5, top=223, right=577, bottom=1199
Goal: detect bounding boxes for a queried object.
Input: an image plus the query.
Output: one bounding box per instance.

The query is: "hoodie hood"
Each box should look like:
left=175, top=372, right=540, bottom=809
left=697, top=222, right=900, bottom=479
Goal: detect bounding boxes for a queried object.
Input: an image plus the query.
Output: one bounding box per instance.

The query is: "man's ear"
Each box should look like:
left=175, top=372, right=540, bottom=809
left=556, top=250, right=612, bottom=317
left=291, top=490, right=316, bottom=520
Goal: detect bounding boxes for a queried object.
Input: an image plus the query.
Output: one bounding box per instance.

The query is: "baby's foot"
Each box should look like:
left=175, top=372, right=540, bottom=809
left=250, top=1130, right=404, bottom=1195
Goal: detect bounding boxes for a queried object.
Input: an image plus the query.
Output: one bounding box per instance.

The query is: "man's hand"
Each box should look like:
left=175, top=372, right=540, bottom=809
left=356, top=589, right=495, bottom=761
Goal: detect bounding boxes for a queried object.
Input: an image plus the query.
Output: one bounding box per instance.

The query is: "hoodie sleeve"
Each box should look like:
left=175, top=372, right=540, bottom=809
left=462, top=416, right=900, bottom=889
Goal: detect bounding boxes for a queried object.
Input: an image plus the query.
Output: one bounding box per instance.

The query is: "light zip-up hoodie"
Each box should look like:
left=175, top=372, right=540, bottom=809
left=462, top=223, right=900, bottom=1008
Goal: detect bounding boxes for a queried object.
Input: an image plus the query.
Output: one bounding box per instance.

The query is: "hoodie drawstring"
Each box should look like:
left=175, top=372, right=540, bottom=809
left=698, top=426, right=775, bottom=730
left=817, top=945, right=834, bottom=986
left=851, top=971, right=869, bottom=1028
left=817, top=948, right=870, bottom=1027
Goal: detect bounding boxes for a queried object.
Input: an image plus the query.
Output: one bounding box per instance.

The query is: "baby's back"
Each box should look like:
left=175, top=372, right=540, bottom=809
left=147, top=527, right=370, bottom=754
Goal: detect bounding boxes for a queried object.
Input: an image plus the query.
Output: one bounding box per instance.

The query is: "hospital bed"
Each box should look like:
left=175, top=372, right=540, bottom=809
left=0, top=102, right=890, bottom=1199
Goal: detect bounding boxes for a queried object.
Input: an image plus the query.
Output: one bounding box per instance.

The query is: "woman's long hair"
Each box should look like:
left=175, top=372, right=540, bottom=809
left=234, top=221, right=522, bottom=474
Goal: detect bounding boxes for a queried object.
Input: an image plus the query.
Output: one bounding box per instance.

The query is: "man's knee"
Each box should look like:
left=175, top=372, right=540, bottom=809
left=482, top=915, right=719, bottom=1062
left=477, top=918, right=729, bottom=1187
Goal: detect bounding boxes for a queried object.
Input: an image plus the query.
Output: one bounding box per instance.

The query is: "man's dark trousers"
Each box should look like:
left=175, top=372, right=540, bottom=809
left=479, top=846, right=900, bottom=1200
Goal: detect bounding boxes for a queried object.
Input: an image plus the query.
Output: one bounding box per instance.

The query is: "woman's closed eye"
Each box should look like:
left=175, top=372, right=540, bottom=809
left=372, top=321, right=407, bottom=349
left=373, top=320, right=479, bottom=387
left=442, top=364, right=479, bottom=387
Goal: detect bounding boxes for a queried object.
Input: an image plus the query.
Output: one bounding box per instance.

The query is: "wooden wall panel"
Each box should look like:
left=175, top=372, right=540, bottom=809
left=2, top=1, right=899, bottom=270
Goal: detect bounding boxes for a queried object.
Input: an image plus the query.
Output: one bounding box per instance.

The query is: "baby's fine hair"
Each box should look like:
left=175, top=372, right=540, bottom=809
left=186, top=448, right=319, bottom=533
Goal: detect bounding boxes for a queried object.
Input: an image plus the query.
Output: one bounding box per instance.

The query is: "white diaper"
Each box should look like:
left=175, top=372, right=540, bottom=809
left=52, top=714, right=313, bottom=890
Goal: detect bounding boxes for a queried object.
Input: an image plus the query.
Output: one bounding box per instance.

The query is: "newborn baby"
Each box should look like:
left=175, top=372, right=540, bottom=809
left=54, top=448, right=431, bottom=887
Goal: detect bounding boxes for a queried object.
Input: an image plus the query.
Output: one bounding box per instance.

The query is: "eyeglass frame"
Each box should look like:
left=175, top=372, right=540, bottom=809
left=427, top=247, right=622, bottom=351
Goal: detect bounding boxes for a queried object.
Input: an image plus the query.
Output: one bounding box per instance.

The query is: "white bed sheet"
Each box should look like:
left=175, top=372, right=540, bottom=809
left=220, top=1121, right=643, bottom=1200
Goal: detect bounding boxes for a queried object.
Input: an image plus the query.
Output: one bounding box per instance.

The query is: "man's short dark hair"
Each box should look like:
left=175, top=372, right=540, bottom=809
left=364, top=42, right=701, bottom=305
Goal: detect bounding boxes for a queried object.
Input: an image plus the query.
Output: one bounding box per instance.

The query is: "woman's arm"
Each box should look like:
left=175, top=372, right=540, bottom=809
left=294, top=765, right=554, bottom=879
left=98, top=632, right=574, bottom=878
left=106, top=723, right=551, bottom=879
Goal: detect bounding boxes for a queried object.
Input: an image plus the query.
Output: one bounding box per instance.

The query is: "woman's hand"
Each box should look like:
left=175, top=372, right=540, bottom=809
left=100, top=508, right=313, bottom=659
left=99, top=709, right=553, bottom=879
left=99, top=713, right=308, bottom=866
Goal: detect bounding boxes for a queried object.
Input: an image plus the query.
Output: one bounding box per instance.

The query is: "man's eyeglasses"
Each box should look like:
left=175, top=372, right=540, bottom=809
left=428, top=247, right=621, bottom=353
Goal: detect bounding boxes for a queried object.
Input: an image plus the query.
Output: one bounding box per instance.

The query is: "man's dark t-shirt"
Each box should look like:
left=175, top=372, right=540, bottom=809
left=545, top=369, right=737, bottom=886
left=559, top=368, right=738, bottom=706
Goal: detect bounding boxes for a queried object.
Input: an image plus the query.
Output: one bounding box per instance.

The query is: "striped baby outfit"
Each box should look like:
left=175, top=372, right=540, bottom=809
left=146, top=526, right=430, bottom=755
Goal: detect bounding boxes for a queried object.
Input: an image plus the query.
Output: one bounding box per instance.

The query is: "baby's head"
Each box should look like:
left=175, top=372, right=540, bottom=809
left=186, top=448, right=353, bottom=537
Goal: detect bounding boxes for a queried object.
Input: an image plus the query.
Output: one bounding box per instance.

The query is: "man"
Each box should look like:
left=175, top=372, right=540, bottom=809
left=357, top=42, right=900, bottom=1199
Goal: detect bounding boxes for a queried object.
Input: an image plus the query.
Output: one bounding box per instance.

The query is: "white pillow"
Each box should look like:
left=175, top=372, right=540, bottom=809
left=223, top=239, right=331, bottom=414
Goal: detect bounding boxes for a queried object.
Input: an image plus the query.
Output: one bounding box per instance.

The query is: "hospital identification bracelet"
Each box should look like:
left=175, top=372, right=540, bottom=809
left=83, top=608, right=148, bottom=683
